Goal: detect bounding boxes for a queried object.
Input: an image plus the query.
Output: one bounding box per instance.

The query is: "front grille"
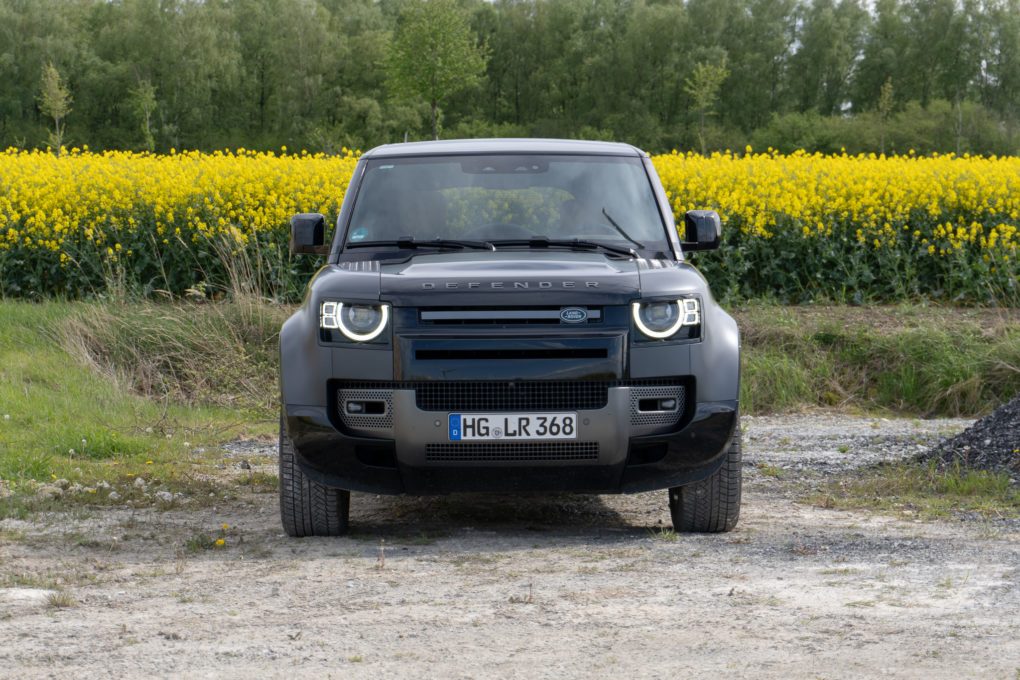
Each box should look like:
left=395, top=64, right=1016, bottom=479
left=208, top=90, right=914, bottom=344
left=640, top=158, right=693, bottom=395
left=416, top=381, right=608, bottom=411
left=426, top=441, right=599, bottom=462
left=419, top=307, right=602, bottom=325
left=415, top=348, right=608, bottom=361
left=335, top=379, right=690, bottom=413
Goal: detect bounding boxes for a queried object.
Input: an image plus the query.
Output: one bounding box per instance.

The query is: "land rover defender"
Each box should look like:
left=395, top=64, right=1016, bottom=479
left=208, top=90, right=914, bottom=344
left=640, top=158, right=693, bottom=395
left=280, top=139, right=740, bottom=536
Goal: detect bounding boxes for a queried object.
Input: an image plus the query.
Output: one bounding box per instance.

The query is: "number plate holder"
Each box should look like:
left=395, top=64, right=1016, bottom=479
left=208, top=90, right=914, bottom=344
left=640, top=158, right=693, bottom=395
left=448, top=413, right=577, bottom=441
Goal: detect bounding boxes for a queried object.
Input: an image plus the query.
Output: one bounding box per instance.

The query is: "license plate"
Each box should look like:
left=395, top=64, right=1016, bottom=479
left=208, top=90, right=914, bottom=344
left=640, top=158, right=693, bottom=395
left=448, top=413, right=577, bottom=441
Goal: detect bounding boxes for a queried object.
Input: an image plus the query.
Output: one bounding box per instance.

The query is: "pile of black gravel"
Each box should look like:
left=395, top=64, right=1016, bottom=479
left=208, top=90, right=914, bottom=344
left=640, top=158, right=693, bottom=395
left=919, top=394, right=1020, bottom=482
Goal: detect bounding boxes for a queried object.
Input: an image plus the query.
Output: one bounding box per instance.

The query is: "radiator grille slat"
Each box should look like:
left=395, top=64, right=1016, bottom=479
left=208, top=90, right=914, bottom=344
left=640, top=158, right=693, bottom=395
left=426, top=442, right=599, bottom=462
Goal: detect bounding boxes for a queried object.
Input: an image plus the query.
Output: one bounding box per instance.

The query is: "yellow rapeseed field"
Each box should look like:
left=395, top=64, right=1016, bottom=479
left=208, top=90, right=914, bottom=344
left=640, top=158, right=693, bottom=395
left=0, top=147, right=1017, bottom=302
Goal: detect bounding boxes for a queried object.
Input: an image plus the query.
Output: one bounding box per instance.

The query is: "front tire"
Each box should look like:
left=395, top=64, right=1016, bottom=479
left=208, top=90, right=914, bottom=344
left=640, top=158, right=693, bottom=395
left=668, top=420, right=742, bottom=533
left=279, top=413, right=350, bottom=537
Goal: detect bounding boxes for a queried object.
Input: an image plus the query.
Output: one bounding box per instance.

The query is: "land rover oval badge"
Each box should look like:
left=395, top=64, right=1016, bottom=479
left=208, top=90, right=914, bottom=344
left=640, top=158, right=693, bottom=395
left=560, top=307, right=588, bottom=323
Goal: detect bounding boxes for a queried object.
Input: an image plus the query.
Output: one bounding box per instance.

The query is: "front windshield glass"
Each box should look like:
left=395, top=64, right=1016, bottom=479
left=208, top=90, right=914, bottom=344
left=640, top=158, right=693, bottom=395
left=343, top=154, right=669, bottom=254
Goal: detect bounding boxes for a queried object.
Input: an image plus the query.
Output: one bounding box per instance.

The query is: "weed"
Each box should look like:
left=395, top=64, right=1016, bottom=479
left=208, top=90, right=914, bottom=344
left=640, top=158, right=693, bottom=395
left=46, top=591, right=77, bottom=609
left=235, top=471, right=279, bottom=491
left=184, top=533, right=216, bottom=553
left=648, top=527, right=679, bottom=542
left=756, top=463, right=784, bottom=478
left=508, top=583, right=534, bottom=604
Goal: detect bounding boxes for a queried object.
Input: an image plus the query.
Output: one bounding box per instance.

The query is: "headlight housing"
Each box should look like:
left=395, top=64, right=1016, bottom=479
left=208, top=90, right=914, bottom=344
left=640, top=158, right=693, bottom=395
left=320, top=301, right=390, bottom=342
left=632, top=298, right=700, bottom=339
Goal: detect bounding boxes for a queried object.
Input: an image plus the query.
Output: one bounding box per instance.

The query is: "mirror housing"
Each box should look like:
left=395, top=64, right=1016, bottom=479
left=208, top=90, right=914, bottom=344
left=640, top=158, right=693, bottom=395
left=290, top=213, right=327, bottom=255
left=681, top=210, right=722, bottom=251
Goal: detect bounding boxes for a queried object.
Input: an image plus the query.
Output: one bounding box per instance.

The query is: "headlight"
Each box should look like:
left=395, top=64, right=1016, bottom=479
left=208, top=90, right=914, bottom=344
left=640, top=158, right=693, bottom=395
left=632, top=298, right=700, bottom=339
left=320, top=301, right=390, bottom=341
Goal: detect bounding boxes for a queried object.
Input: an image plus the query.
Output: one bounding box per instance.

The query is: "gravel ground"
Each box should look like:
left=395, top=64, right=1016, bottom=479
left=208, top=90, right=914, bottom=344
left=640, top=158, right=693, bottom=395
left=2, top=414, right=1019, bottom=679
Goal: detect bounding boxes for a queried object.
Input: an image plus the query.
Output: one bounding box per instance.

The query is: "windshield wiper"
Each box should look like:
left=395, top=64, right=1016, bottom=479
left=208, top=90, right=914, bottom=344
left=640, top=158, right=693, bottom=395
left=488, top=236, right=637, bottom=258
left=600, top=208, right=645, bottom=250
left=345, top=237, right=495, bottom=251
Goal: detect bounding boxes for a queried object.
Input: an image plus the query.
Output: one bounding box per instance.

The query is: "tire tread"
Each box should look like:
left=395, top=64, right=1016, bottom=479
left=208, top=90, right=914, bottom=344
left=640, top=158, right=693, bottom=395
left=669, top=423, right=742, bottom=533
left=279, top=414, right=350, bottom=537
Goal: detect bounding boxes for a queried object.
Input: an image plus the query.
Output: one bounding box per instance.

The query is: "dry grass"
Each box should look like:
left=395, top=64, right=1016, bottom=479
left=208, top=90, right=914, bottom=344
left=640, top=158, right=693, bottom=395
left=61, top=300, right=289, bottom=415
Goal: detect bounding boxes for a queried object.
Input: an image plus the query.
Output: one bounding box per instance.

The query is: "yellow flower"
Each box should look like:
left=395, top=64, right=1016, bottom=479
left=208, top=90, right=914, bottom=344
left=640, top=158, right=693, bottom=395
left=214, top=538, right=225, bottom=547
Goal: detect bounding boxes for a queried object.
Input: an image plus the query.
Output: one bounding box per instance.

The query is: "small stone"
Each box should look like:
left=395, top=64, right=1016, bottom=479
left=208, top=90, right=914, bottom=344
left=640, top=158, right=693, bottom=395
left=69, top=483, right=83, bottom=494
left=155, top=490, right=173, bottom=504
left=134, top=477, right=147, bottom=489
left=97, top=481, right=111, bottom=490
left=108, top=490, right=121, bottom=501
left=2, top=414, right=9, bottom=420
left=239, top=460, right=251, bottom=470
left=37, top=485, right=62, bottom=499
left=54, top=478, right=71, bottom=490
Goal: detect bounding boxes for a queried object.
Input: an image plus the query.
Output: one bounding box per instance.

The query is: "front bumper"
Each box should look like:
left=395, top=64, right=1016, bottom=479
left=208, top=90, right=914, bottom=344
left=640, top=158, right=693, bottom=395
left=284, top=395, right=738, bottom=495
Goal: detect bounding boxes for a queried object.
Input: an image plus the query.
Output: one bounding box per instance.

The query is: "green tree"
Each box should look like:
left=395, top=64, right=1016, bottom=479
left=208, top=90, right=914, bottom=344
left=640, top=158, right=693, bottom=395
left=387, top=0, right=487, bottom=139
left=38, top=62, right=72, bottom=155
left=789, top=0, right=869, bottom=115
left=684, top=58, right=730, bottom=155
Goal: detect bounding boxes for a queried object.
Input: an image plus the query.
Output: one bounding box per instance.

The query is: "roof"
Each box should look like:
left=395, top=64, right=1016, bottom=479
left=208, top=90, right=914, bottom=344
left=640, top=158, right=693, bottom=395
left=361, top=138, right=645, bottom=159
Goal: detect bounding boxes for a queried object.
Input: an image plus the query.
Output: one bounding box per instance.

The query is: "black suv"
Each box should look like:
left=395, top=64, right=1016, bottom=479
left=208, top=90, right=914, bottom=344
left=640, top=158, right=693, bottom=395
left=280, top=139, right=741, bottom=536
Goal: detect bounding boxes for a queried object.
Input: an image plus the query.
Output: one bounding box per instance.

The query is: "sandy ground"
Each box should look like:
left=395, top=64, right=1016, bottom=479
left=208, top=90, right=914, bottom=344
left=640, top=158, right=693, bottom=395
left=2, top=415, right=1019, bottom=679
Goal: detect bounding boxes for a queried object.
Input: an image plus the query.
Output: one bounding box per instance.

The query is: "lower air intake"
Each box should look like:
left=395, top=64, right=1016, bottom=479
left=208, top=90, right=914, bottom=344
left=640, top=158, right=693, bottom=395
left=425, top=441, right=599, bottom=463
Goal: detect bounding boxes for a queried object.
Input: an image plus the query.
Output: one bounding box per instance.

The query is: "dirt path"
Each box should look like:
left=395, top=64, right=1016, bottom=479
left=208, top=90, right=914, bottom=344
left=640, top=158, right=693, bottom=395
left=2, top=415, right=1018, bottom=679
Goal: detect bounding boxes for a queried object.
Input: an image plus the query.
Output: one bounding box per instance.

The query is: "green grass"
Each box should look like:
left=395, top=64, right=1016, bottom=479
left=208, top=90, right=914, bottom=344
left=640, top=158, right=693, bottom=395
left=0, top=301, right=272, bottom=500
left=809, top=461, right=1020, bottom=519
left=737, top=303, right=1020, bottom=415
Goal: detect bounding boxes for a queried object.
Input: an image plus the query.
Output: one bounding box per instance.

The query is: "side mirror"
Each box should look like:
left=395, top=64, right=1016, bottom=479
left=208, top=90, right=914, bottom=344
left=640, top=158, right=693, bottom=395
left=290, top=213, right=327, bottom=255
left=681, top=210, right=722, bottom=251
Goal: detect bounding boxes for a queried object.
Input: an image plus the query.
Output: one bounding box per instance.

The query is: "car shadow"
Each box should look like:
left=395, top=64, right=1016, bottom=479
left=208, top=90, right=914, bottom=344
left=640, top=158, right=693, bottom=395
left=342, top=491, right=664, bottom=547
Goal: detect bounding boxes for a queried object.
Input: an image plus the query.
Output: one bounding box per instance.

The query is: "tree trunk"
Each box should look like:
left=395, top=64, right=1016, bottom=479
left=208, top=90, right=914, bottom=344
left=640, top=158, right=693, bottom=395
left=431, top=99, right=439, bottom=140
left=699, top=109, right=706, bottom=156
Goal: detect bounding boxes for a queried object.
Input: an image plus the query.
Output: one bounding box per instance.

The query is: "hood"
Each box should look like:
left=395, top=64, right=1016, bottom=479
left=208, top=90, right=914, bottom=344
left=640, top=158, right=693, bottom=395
left=378, top=251, right=641, bottom=306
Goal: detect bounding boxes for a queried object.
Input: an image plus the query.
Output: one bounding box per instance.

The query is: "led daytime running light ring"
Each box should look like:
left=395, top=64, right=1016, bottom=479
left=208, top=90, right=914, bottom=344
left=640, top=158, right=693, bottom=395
left=336, top=302, right=390, bottom=342
left=632, top=299, right=699, bottom=339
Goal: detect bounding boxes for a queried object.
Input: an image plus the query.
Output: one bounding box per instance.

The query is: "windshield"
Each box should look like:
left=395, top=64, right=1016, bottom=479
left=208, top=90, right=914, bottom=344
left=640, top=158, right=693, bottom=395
left=343, top=154, right=669, bottom=255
